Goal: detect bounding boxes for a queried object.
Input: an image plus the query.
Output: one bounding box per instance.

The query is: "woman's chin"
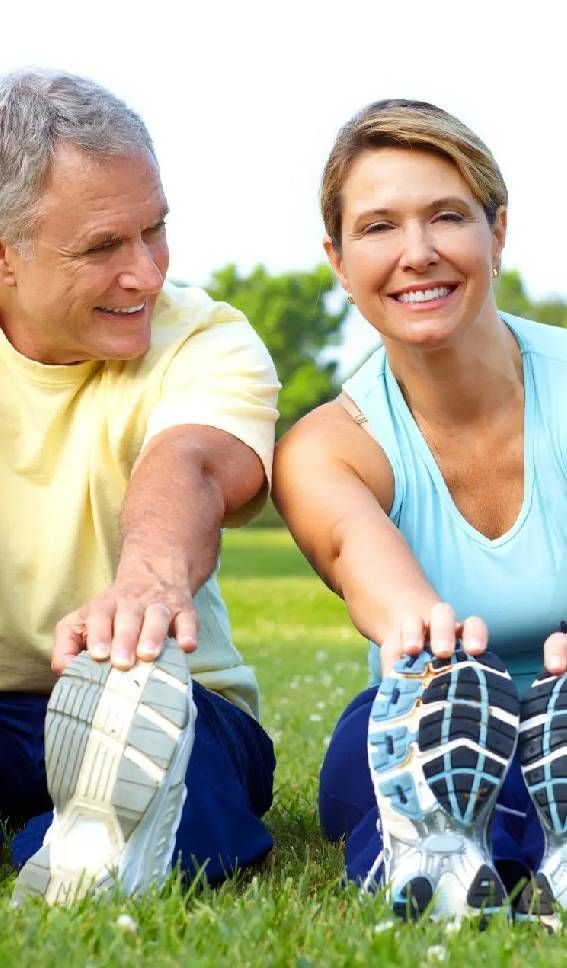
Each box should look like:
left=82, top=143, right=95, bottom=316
left=389, top=319, right=460, bottom=351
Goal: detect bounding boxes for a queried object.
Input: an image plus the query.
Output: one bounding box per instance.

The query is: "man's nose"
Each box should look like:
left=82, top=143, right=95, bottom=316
left=117, top=239, right=165, bottom=293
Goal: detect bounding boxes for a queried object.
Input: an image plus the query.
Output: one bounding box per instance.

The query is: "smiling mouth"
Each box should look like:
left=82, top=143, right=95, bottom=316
left=392, top=285, right=458, bottom=304
left=95, top=302, right=146, bottom=315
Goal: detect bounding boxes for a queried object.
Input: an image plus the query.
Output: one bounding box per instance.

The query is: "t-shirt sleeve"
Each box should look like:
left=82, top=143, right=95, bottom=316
left=143, top=300, right=280, bottom=526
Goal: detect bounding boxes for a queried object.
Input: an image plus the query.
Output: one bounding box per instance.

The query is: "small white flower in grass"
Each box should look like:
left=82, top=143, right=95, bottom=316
left=373, top=920, right=396, bottom=934
left=426, top=945, right=447, bottom=962
left=309, top=713, right=322, bottom=722
left=315, top=650, right=328, bottom=662
left=115, top=913, right=138, bottom=934
left=316, top=701, right=326, bottom=709
left=444, top=919, right=461, bottom=934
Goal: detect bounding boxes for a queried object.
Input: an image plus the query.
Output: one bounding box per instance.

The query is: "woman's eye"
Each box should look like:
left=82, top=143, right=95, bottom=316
left=435, top=212, right=465, bottom=224
left=365, top=222, right=392, bottom=234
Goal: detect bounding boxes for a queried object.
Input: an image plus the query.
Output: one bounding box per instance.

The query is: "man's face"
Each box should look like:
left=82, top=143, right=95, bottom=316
left=0, top=143, right=169, bottom=364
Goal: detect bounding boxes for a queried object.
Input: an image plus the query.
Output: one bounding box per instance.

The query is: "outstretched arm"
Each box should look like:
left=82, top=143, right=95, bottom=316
left=52, top=424, right=264, bottom=673
left=273, top=402, right=487, bottom=676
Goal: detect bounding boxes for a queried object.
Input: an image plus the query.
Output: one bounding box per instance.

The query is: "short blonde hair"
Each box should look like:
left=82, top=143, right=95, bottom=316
left=321, top=99, right=508, bottom=249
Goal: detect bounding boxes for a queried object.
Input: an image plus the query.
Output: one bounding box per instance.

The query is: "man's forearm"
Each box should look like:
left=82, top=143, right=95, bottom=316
left=118, top=431, right=225, bottom=593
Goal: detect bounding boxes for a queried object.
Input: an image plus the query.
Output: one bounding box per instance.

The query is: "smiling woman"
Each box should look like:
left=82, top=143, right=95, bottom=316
left=273, top=99, right=567, bottom=924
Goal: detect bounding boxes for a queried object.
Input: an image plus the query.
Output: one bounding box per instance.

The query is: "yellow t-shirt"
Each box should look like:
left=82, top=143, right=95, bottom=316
left=0, top=281, right=279, bottom=719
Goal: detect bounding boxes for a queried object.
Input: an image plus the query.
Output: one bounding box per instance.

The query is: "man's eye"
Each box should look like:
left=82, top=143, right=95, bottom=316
left=145, top=220, right=167, bottom=237
left=89, top=240, right=119, bottom=253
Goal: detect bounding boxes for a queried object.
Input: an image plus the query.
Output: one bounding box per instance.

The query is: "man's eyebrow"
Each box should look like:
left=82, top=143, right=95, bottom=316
left=82, top=205, right=170, bottom=250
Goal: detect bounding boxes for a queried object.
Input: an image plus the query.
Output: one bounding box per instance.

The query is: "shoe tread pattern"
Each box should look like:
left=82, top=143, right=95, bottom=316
left=46, top=644, right=189, bottom=834
left=419, top=651, right=518, bottom=825
left=520, top=673, right=567, bottom=834
left=466, top=864, right=506, bottom=912
left=370, top=649, right=519, bottom=828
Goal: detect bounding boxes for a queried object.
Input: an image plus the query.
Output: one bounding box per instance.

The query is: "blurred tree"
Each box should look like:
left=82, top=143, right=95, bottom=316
left=494, top=270, right=531, bottom=318
left=207, top=263, right=348, bottom=435
left=496, top=270, right=567, bottom=328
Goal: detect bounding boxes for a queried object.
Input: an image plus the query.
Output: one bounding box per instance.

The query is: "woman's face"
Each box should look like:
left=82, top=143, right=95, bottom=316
left=325, top=147, right=506, bottom=350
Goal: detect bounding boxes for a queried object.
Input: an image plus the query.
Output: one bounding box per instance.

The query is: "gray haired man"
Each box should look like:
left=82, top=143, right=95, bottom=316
left=0, top=70, right=279, bottom=903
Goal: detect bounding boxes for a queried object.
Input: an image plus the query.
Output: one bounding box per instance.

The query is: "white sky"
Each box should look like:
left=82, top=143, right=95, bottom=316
left=3, top=0, right=564, bottom=373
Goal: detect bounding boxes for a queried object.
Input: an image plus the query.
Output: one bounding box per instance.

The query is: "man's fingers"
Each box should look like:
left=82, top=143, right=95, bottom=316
left=136, top=602, right=173, bottom=661
left=110, top=608, right=145, bottom=670
left=52, top=616, right=87, bottom=675
left=86, top=609, right=113, bottom=661
left=544, top=632, right=567, bottom=676
left=461, top=616, right=488, bottom=655
left=429, top=602, right=457, bottom=658
left=174, top=608, right=199, bottom=653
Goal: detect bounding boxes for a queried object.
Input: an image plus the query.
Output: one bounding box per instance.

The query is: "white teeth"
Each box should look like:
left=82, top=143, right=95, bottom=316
left=397, top=286, right=452, bottom=304
left=98, top=302, right=145, bottom=314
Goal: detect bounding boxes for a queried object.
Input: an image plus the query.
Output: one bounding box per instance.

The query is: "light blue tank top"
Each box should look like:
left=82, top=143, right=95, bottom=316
left=343, top=313, right=567, bottom=697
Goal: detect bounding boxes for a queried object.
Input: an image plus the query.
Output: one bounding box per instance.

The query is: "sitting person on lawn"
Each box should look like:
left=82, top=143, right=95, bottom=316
left=274, top=98, right=567, bottom=927
left=0, top=68, right=279, bottom=904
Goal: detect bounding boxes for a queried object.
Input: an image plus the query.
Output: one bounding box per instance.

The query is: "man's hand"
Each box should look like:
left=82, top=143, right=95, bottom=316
left=380, top=602, right=488, bottom=679
left=544, top=623, right=567, bottom=676
left=51, top=424, right=265, bottom=676
left=52, top=558, right=198, bottom=674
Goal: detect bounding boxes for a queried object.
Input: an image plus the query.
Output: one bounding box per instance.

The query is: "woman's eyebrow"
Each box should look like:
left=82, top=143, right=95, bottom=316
left=351, top=196, right=474, bottom=227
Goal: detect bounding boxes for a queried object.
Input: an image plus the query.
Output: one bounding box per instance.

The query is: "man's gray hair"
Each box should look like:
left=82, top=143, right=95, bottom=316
left=0, top=69, right=157, bottom=250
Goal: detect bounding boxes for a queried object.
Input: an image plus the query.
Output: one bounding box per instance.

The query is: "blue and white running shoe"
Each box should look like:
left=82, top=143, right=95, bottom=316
left=367, top=647, right=520, bottom=920
left=518, top=670, right=567, bottom=930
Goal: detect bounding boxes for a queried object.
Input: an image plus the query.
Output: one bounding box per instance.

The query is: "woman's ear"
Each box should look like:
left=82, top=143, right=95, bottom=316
left=323, top=234, right=349, bottom=294
left=491, top=206, right=507, bottom=270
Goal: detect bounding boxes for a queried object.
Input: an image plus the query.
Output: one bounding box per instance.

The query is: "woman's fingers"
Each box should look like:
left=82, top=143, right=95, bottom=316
left=380, top=604, right=489, bottom=678
left=401, top=614, right=426, bottom=655
left=429, top=602, right=456, bottom=658
left=544, top=631, right=567, bottom=676
left=461, top=615, right=489, bottom=655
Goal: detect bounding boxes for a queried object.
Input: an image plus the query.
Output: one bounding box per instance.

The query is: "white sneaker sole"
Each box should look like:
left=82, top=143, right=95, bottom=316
left=13, top=639, right=196, bottom=906
left=367, top=648, right=519, bottom=919
left=518, top=670, right=567, bottom=930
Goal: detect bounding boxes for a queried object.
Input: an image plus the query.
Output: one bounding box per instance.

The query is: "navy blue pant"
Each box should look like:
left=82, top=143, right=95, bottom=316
left=320, top=686, right=544, bottom=889
left=0, top=682, right=275, bottom=884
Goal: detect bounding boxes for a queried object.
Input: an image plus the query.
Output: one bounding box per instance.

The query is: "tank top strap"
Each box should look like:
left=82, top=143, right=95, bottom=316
left=342, top=347, right=406, bottom=522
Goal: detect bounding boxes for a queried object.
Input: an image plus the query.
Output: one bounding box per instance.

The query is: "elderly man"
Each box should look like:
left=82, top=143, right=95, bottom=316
left=0, top=70, right=279, bottom=904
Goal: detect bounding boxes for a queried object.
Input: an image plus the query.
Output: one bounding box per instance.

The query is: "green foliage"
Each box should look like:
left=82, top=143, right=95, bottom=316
left=207, top=264, right=348, bottom=435
left=496, top=270, right=567, bottom=328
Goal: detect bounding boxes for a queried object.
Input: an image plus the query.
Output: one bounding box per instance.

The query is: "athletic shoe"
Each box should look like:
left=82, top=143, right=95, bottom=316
left=12, top=638, right=196, bottom=906
left=517, top=669, right=567, bottom=931
left=367, top=647, right=520, bottom=920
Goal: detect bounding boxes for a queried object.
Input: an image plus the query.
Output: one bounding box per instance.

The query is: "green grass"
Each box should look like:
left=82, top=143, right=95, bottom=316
left=1, top=529, right=565, bottom=965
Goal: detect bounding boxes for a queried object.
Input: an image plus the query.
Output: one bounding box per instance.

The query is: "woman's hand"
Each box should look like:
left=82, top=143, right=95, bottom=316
left=543, top=623, right=567, bottom=676
left=380, top=602, right=488, bottom=679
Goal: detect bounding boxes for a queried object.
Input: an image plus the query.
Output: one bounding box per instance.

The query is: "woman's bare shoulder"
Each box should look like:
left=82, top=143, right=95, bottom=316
left=275, top=398, right=394, bottom=512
